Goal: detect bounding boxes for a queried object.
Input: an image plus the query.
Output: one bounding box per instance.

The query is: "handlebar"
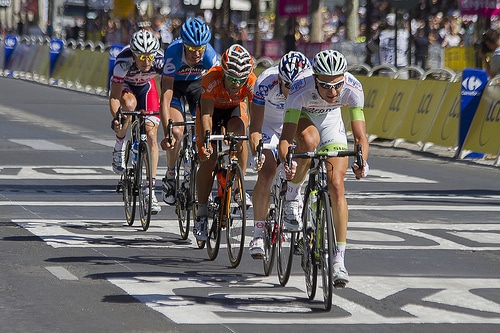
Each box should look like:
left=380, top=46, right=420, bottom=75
left=117, top=107, right=160, bottom=118
left=167, top=119, right=195, bottom=144
left=286, top=143, right=364, bottom=170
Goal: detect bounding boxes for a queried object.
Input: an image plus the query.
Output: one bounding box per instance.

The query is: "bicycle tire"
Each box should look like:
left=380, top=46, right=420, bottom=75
left=226, top=164, right=246, bottom=268
left=122, top=140, right=136, bottom=226
left=175, top=142, right=190, bottom=240
left=276, top=185, right=295, bottom=286
left=301, top=188, right=317, bottom=300
left=319, top=190, right=334, bottom=311
left=262, top=217, right=277, bottom=276
left=206, top=168, right=221, bottom=259
left=263, top=181, right=280, bottom=276
left=137, top=142, right=152, bottom=231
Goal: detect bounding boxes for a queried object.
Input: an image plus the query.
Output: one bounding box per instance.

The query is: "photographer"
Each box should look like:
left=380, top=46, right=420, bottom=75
left=479, top=29, right=500, bottom=78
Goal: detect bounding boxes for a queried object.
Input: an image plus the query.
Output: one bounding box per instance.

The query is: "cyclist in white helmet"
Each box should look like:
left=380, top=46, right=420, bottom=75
left=278, top=49, right=370, bottom=286
left=248, top=51, right=311, bottom=258
left=109, top=29, right=164, bottom=213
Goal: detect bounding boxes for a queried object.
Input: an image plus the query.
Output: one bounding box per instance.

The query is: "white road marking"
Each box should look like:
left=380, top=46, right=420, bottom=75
left=9, top=139, right=74, bottom=151
left=11, top=219, right=500, bottom=251
left=107, top=275, right=500, bottom=324
left=45, top=266, right=79, bottom=280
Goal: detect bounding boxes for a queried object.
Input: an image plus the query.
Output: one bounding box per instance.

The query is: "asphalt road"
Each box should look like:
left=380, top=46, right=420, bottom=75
left=1, top=77, right=499, bottom=333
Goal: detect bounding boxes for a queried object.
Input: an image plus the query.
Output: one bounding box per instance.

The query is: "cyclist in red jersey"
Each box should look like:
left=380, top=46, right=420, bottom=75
left=193, top=44, right=257, bottom=241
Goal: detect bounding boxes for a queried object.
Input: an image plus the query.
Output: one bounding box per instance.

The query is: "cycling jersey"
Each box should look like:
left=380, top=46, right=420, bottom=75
left=162, top=39, right=219, bottom=81
left=253, top=65, right=287, bottom=146
left=285, top=69, right=365, bottom=151
left=111, top=46, right=165, bottom=86
left=200, top=66, right=256, bottom=110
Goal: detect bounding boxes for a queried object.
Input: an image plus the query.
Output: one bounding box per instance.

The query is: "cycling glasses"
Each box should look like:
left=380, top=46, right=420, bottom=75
left=226, top=75, right=248, bottom=85
left=135, top=53, right=155, bottom=61
left=184, top=44, right=206, bottom=52
left=315, top=78, right=344, bottom=90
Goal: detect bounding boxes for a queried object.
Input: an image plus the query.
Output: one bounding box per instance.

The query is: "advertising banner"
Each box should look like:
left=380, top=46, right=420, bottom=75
left=278, top=0, right=308, bottom=17
left=460, top=0, right=500, bottom=17
left=4, top=35, right=18, bottom=69
left=458, top=68, right=488, bottom=154
left=49, top=39, right=65, bottom=75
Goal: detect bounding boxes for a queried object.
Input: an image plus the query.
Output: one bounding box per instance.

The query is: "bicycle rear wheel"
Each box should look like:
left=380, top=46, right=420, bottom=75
left=262, top=217, right=276, bottom=276
left=226, top=164, right=246, bottom=268
left=175, top=143, right=190, bottom=240
left=276, top=185, right=295, bottom=286
left=137, top=142, right=152, bottom=231
left=301, top=188, right=317, bottom=300
left=122, top=140, right=136, bottom=226
left=319, top=190, right=334, bottom=311
left=206, top=169, right=221, bottom=259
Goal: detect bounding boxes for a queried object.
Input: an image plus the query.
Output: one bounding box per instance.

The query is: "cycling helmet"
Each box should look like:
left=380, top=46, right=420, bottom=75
left=312, top=50, right=347, bottom=76
left=130, top=29, right=160, bottom=53
left=180, top=17, right=212, bottom=46
left=278, top=51, right=311, bottom=84
left=221, top=44, right=254, bottom=78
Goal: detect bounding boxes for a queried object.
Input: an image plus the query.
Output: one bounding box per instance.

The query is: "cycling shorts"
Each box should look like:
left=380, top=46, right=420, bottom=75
left=122, top=78, right=160, bottom=125
left=170, top=79, right=202, bottom=117
left=301, top=110, right=348, bottom=151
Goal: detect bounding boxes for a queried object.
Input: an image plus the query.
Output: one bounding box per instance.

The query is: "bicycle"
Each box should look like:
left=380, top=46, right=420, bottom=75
left=116, top=108, right=159, bottom=231
left=253, top=140, right=294, bottom=286
left=290, top=144, right=363, bottom=311
left=203, top=130, right=249, bottom=268
left=166, top=118, right=198, bottom=241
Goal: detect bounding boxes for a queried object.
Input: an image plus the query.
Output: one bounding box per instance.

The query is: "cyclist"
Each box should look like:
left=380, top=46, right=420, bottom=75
left=110, top=29, right=164, bottom=214
left=248, top=51, right=311, bottom=257
left=194, top=44, right=256, bottom=241
left=278, top=50, right=369, bottom=286
left=159, top=17, right=219, bottom=205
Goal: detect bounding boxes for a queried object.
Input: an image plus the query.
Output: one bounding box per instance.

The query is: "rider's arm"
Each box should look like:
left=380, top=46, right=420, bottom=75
left=160, top=75, right=175, bottom=136
left=109, top=81, right=123, bottom=119
left=249, top=102, right=264, bottom=155
left=350, top=106, right=369, bottom=178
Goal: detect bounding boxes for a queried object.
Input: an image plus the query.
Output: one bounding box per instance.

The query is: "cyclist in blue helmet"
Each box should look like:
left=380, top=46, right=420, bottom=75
left=159, top=17, right=219, bottom=205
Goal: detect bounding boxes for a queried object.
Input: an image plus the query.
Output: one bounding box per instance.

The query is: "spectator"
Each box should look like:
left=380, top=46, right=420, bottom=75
left=379, top=13, right=409, bottom=70
left=479, top=29, right=500, bottom=78
left=414, top=28, right=429, bottom=70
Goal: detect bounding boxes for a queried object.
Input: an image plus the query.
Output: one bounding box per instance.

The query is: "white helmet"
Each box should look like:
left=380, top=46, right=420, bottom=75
left=312, top=50, right=347, bottom=76
left=130, top=29, right=160, bottom=54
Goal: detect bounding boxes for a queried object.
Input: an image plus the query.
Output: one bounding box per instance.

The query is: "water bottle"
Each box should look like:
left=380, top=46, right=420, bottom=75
left=132, top=141, right=138, bottom=164
left=217, top=169, right=227, bottom=197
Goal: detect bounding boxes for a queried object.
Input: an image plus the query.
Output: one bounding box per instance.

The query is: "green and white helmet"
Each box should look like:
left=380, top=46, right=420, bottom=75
left=312, top=50, right=347, bottom=76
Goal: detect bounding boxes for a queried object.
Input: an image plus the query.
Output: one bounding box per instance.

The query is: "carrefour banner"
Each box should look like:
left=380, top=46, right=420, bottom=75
left=278, top=0, right=308, bottom=17
left=49, top=39, right=65, bottom=75
left=460, top=0, right=500, bottom=17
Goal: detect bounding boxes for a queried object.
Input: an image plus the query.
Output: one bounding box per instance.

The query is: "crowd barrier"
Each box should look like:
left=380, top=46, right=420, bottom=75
left=1, top=35, right=499, bottom=164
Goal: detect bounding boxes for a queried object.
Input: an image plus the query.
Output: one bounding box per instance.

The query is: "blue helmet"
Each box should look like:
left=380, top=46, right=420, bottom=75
left=180, top=17, right=212, bottom=46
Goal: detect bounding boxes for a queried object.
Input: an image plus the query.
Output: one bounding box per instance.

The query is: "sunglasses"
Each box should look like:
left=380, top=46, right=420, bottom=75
left=226, top=75, right=248, bottom=85
left=316, top=78, right=344, bottom=90
left=184, top=44, right=206, bottom=52
left=135, top=53, right=155, bottom=61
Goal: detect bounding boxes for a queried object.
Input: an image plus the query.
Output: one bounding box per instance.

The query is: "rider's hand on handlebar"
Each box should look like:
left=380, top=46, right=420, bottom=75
left=351, top=160, right=369, bottom=179
left=199, top=144, right=213, bottom=161
left=251, top=154, right=266, bottom=171
left=282, top=160, right=297, bottom=180
left=160, top=137, right=176, bottom=150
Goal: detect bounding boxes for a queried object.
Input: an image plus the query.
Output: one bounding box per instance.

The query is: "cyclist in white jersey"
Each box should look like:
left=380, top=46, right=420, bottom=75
left=278, top=50, right=370, bottom=286
left=248, top=51, right=311, bottom=257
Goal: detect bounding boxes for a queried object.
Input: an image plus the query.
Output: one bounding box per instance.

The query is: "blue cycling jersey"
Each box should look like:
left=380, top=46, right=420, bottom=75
left=162, top=39, right=219, bottom=81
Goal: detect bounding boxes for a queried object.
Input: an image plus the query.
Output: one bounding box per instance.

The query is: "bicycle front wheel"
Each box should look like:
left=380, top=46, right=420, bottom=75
left=301, top=188, right=317, bottom=300
left=262, top=217, right=276, bottom=276
left=137, top=142, right=152, bottom=231
left=226, top=164, right=246, bottom=268
left=122, top=140, right=136, bottom=226
left=206, top=169, right=221, bottom=259
left=319, top=190, right=334, bottom=311
left=175, top=145, right=191, bottom=240
left=276, top=185, right=296, bottom=286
